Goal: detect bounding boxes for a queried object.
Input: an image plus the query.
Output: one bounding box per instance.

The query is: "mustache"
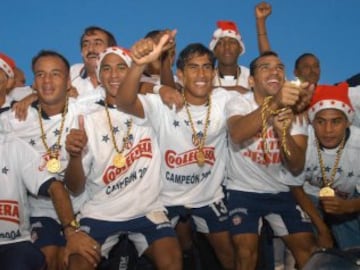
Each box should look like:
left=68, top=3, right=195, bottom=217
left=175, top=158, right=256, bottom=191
left=86, top=52, right=98, bottom=58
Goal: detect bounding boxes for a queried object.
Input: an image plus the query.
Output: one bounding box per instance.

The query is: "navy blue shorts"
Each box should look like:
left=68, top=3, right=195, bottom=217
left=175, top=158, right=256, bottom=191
left=167, top=198, right=230, bottom=233
left=227, top=190, right=312, bottom=236
left=0, top=240, right=45, bottom=270
left=80, top=211, right=176, bottom=255
left=30, top=216, right=66, bottom=248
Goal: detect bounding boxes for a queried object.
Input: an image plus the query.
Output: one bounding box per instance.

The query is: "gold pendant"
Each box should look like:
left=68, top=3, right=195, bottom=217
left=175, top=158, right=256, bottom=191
left=196, top=150, right=205, bottom=167
left=113, top=153, right=126, bottom=168
left=319, top=186, right=335, bottom=197
left=47, top=158, right=61, bottom=173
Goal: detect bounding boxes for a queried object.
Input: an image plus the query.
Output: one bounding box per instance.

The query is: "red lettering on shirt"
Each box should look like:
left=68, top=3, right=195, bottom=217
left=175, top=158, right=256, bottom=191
left=103, top=138, right=152, bottom=184
left=165, top=147, right=216, bottom=168
left=0, top=200, right=19, bottom=224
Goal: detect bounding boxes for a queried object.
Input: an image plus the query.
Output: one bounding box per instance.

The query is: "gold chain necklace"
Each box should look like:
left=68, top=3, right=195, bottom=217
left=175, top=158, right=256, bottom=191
left=104, top=101, right=133, bottom=168
left=260, top=96, right=291, bottom=161
left=316, top=135, right=345, bottom=197
left=183, top=92, right=211, bottom=167
left=216, top=66, right=240, bottom=87
left=37, top=97, right=68, bottom=173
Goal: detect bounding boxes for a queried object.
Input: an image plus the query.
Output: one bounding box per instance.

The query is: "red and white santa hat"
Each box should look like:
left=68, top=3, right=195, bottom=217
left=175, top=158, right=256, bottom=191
left=308, top=82, right=355, bottom=122
left=96, top=46, right=132, bottom=82
left=0, top=53, right=16, bottom=78
left=209, top=20, right=245, bottom=55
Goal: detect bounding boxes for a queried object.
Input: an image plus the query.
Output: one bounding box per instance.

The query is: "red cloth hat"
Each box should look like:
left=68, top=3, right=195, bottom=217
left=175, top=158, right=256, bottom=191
left=96, top=46, right=132, bottom=82
left=308, top=82, right=354, bottom=122
left=0, top=53, right=16, bottom=78
left=209, top=20, right=245, bottom=55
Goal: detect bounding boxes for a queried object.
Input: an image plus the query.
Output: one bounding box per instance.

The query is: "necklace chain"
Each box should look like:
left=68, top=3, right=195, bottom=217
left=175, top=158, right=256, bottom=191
left=216, top=66, right=240, bottom=87
left=104, top=101, right=132, bottom=154
left=38, top=97, right=68, bottom=158
left=260, top=96, right=291, bottom=159
left=316, top=135, right=345, bottom=187
left=182, top=92, right=211, bottom=151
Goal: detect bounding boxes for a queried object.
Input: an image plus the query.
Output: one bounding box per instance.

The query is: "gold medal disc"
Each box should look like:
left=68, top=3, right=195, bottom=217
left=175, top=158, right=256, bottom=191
left=47, top=158, right=61, bottom=173
left=196, top=150, right=205, bottom=167
left=113, top=153, right=126, bottom=168
left=319, top=186, right=335, bottom=197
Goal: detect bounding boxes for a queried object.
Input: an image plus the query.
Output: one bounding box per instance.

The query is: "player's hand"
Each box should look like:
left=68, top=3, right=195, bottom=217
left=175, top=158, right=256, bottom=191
left=63, top=230, right=101, bottom=268
left=272, top=107, right=293, bottom=136
left=68, top=85, right=79, bottom=98
left=320, top=196, right=351, bottom=215
left=65, top=115, right=87, bottom=157
left=159, top=85, right=184, bottom=111
left=131, top=30, right=176, bottom=66
left=11, top=93, right=38, bottom=121
left=255, top=2, right=272, bottom=20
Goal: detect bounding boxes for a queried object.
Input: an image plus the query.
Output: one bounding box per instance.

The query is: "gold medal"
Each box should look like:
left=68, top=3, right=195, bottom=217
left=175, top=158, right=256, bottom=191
left=319, top=186, right=335, bottom=197
left=47, top=158, right=61, bottom=173
left=196, top=150, right=205, bottom=167
left=113, top=153, right=126, bottom=168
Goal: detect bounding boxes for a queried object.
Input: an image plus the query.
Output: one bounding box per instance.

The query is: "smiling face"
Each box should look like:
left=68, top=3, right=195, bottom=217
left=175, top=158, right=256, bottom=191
left=249, top=55, right=285, bottom=98
left=81, top=30, right=109, bottom=72
left=177, top=53, right=215, bottom=105
left=99, top=53, right=129, bottom=105
left=312, top=108, right=349, bottom=149
left=33, top=55, right=70, bottom=114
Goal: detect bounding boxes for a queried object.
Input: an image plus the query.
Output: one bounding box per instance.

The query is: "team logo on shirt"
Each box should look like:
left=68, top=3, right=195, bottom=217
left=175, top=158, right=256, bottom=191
left=103, top=138, right=152, bottom=184
left=0, top=200, right=19, bottom=224
left=165, top=147, right=215, bottom=168
left=243, top=129, right=281, bottom=165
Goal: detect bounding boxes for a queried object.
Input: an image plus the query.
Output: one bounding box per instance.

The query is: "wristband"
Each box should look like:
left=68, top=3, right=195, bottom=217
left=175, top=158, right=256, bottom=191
left=152, top=84, right=163, bottom=94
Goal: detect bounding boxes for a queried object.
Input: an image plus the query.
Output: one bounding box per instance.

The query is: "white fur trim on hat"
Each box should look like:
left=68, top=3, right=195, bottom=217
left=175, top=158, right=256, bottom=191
left=96, top=46, right=132, bottom=82
left=0, top=53, right=15, bottom=78
left=209, top=20, right=245, bottom=55
left=308, top=83, right=354, bottom=122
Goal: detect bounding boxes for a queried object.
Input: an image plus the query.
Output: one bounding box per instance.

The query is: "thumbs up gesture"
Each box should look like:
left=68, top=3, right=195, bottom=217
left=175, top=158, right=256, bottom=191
left=65, top=115, right=88, bottom=157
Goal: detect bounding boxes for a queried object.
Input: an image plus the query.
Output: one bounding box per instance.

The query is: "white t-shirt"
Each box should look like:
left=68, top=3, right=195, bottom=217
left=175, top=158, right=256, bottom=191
left=225, top=91, right=308, bottom=193
left=8, top=86, right=33, bottom=101
left=0, top=98, right=88, bottom=221
left=213, top=65, right=250, bottom=89
left=78, top=101, right=165, bottom=221
left=138, top=88, right=240, bottom=207
left=0, top=134, right=54, bottom=245
left=70, top=63, right=104, bottom=99
left=286, top=125, right=360, bottom=198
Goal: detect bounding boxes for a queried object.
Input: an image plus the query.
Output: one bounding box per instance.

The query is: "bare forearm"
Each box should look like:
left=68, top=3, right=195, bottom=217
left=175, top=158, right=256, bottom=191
left=64, top=156, right=86, bottom=195
left=116, top=64, right=145, bottom=117
left=256, top=18, right=271, bottom=53
left=49, top=181, right=75, bottom=227
left=228, top=110, right=262, bottom=144
left=160, top=58, right=176, bottom=88
left=279, top=134, right=306, bottom=175
left=347, top=198, right=360, bottom=214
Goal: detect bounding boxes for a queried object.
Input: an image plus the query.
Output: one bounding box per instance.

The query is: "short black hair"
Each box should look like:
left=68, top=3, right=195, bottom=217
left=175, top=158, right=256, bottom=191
left=294, top=53, right=319, bottom=70
left=80, top=26, right=117, bottom=49
left=249, top=51, right=279, bottom=76
left=176, top=43, right=215, bottom=71
left=31, top=50, right=70, bottom=73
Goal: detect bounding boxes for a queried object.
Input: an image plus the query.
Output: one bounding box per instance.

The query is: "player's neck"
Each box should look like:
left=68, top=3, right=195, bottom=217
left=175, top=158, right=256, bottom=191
left=39, top=100, right=66, bottom=116
left=217, top=64, right=239, bottom=77
left=183, top=90, right=209, bottom=106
